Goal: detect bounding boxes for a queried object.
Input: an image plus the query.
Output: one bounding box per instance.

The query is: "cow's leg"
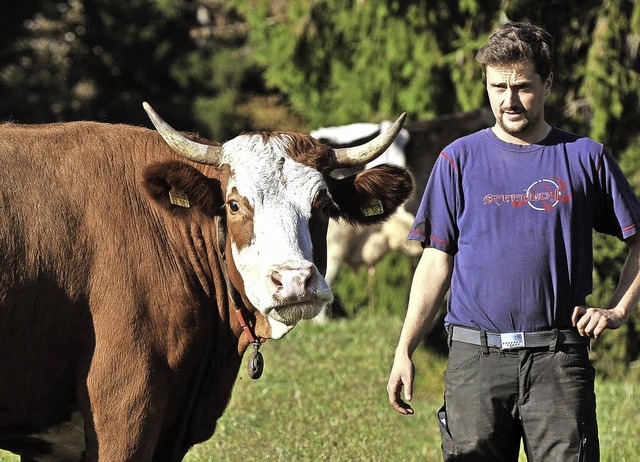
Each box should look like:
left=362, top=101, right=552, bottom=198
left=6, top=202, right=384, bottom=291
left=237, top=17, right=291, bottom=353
left=83, top=349, right=168, bottom=461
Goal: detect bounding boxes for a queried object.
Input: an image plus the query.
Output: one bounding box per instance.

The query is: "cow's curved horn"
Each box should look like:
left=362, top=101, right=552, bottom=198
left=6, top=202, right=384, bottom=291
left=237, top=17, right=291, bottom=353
left=330, top=112, right=406, bottom=169
left=143, top=102, right=222, bottom=166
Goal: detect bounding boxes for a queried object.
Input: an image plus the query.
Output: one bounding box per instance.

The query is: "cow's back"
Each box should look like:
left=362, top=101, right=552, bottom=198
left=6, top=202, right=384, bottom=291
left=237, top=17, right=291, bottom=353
left=0, top=121, right=168, bottom=301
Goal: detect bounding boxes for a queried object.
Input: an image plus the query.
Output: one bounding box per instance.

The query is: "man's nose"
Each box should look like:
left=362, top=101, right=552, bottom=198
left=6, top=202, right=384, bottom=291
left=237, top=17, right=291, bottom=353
left=504, top=87, right=519, bottom=106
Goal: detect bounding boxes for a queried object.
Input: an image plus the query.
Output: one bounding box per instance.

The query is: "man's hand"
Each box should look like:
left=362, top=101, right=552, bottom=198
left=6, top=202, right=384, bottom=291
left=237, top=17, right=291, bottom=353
left=386, top=354, right=415, bottom=415
left=572, top=305, right=629, bottom=339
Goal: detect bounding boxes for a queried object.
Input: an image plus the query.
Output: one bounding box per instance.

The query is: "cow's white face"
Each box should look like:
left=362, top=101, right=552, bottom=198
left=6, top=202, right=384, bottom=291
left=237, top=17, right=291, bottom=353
left=142, top=102, right=412, bottom=340
left=221, top=135, right=333, bottom=338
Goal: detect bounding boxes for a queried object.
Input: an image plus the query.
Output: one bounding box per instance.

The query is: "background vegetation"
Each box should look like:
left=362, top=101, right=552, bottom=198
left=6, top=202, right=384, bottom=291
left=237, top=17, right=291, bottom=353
left=0, top=3, right=639, bottom=458
left=3, top=1, right=640, bottom=144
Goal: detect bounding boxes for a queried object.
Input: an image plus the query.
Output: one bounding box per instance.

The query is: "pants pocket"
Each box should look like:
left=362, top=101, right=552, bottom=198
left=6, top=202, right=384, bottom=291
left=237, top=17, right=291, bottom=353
left=438, top=404, right=458, bottom=460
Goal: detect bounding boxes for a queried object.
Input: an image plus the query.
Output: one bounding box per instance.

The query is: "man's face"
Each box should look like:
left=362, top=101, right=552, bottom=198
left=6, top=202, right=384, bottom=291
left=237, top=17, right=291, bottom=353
left=485, top=60, right=552, bottom=144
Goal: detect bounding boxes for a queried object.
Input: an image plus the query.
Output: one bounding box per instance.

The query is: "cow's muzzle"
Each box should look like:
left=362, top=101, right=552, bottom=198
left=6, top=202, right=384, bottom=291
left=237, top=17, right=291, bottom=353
left=268, top=264, right=313, bottom=300
left=264, top=263, right=333, bottom=326
left=267, top=264, right=332, bottom=303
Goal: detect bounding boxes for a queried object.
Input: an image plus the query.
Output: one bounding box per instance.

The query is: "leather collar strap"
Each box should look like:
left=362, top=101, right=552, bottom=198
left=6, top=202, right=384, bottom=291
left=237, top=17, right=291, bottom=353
left=215, top=215, right=266, bottom=345
left=235, top=308, right=266, bottom=344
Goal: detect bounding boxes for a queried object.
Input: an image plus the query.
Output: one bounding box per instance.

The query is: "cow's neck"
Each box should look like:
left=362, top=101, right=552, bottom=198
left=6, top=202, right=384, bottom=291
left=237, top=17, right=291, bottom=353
left=166, top=210, right=268, bottom=355
left=160, top=217, right=257, bottom=451
left=164, top=214, right=242, bottom=344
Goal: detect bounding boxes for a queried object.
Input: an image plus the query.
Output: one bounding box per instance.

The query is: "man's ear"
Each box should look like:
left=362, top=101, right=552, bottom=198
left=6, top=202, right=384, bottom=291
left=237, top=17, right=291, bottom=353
left=544, top=72, right=553, bottom=95
left=142, top=161, right=223, bottom=218
left=330, top=164, right=414, bottom=225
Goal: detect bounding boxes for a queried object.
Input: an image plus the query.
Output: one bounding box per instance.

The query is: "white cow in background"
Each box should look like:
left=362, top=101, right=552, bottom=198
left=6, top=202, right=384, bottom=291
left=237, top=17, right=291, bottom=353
left=311, top=121, right=421, bottom=321
left=323, top=204, right=421, bottom=283
left=311, top=120, right=409, bottom=172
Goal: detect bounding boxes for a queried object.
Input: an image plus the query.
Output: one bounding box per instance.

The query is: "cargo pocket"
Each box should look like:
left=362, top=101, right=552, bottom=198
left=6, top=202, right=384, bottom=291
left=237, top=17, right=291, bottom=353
left=438, top=404, right=459, bottom=460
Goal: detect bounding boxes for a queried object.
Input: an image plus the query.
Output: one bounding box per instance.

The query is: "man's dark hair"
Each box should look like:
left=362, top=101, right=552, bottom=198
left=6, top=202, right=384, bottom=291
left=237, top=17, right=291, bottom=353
left=476, top=22, right=555, bottom=80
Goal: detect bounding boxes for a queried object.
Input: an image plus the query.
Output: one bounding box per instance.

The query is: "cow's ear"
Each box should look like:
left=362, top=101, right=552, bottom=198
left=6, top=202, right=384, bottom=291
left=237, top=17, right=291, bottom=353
left=330, top=164, right=414, bottom=225
left=142, top=161, right=223, bottom=217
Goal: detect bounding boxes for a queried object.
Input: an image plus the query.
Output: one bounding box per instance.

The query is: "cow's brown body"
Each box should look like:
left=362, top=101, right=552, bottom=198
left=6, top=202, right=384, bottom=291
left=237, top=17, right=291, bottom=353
left=0, top=113, right=412, bottom=461
left=0, top=122, right=246, bottom=460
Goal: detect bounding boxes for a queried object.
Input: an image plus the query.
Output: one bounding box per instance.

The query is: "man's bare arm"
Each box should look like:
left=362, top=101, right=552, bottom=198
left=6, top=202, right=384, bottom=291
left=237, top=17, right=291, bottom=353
left=387, top=247, right=454, bottom=415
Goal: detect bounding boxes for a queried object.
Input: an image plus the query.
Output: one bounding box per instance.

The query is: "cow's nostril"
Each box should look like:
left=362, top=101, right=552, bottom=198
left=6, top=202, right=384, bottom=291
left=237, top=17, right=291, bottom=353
left=271, top=270, right=283, bottom=288
left=268, top=266, right=314, bottom=299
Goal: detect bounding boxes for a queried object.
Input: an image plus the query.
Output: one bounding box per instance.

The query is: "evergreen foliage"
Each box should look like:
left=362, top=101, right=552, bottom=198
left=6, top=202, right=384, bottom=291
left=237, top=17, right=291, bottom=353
left=0, top=0, right=257, bottom=138
left=577, top=1, right=640, bottom=145
left=233, top=0, right=501, bottom=127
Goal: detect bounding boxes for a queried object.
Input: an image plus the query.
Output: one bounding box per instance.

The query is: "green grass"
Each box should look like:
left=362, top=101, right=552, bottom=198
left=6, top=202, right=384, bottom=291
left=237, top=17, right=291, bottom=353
left=186, top=316, right=446, bottom=462
left=1, top=315, right=638, bottom=461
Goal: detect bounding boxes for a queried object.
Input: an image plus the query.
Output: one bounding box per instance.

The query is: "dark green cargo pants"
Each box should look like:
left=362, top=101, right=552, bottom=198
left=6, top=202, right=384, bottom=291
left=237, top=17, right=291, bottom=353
left=439, top=339, right=599, bottom=461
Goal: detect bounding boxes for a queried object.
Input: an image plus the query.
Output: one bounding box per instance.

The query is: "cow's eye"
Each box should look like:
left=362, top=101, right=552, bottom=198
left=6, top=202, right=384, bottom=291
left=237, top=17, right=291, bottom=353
left=227, top=200, right=241, bottom=213
left=319, top=199, right=337, bottom=219
left=314, top=190, right=336, bottom=218
left=322, top=202, right=333, bottom=217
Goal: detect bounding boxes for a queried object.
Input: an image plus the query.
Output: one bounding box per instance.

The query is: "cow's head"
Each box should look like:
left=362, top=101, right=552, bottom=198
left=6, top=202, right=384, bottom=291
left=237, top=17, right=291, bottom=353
left=142, top=103, right=413, bottom=339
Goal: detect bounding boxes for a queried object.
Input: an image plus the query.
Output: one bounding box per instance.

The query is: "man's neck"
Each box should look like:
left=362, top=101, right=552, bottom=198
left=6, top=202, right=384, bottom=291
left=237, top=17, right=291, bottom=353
left=491, top=123, right=552, bottom=145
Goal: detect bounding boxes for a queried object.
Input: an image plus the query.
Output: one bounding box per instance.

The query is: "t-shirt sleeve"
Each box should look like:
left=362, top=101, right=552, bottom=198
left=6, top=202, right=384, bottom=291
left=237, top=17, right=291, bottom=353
left=594, top=147, right=640, bottom=240
left=408, top=150, right=459, bottom=254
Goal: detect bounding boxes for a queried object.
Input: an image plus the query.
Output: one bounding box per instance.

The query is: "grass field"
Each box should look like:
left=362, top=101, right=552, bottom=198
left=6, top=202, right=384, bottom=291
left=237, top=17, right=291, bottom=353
left=2, top=315, right=638, bottom=461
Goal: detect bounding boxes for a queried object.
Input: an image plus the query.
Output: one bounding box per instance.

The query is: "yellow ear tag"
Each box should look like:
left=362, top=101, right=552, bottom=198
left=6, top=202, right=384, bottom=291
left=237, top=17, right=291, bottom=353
left=361, top=198, right=384, bottom=217
left=169, top=190, right=190, bottom=208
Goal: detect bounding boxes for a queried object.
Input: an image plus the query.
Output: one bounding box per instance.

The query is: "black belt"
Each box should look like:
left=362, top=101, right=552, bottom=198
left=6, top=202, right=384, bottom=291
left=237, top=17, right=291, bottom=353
left=450, top=326, right=589, bottom=350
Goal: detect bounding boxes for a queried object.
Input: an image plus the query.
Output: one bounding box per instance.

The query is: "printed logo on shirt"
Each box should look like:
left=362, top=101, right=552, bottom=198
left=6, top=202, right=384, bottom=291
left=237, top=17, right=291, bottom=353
left=483, top=177, right=571, bottom=212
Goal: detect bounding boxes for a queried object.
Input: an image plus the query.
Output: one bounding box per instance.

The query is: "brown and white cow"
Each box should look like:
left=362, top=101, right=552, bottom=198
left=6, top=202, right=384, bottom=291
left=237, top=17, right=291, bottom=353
left=0, top=103, right=413, bottom=461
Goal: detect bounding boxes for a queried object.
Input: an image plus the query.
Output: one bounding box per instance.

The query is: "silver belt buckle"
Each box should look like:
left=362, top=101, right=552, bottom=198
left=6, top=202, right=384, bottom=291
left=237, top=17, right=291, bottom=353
left=500, top=332, right=525, bottom=349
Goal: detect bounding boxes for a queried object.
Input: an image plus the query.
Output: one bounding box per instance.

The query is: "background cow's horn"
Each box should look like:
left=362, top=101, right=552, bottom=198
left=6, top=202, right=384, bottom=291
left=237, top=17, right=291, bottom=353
left=330, top=112, right=406, bottom=169
left=143, top=102, right=222, bottom=165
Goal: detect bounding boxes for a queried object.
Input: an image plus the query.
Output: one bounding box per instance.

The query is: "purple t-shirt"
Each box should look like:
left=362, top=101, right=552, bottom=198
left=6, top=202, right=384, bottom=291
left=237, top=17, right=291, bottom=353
left=409, top=127, right=640, bottom=332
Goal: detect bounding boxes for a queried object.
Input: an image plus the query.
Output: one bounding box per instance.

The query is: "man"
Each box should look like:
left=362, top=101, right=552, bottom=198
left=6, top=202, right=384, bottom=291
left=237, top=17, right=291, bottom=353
left=386, top=22, right=640, bottom=461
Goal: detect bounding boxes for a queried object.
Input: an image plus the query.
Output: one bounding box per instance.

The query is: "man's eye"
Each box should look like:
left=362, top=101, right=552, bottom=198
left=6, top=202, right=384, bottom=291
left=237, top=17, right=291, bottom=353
left=227, top=200, right=241, bottom=213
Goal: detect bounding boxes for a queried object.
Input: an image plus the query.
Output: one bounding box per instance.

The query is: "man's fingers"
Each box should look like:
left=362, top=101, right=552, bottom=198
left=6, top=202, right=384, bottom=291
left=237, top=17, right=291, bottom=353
left=403, top=379, right=413, bottom=403
left=582, top=315, right=597, bottom=338
left=571, top=306, right=586, bottom=327
left=573, top=305, right=596, bottom=337
left=387, top=374, right=415, bottom=415
left=592, top=317, right=609, bottom=339
left=573, top=305, right=626, bottom=339
left=586, top=315, right=612, bottom=339
left=389, top=397, right=414, bottom=415
left=389, top=386, right=415, bottom=415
